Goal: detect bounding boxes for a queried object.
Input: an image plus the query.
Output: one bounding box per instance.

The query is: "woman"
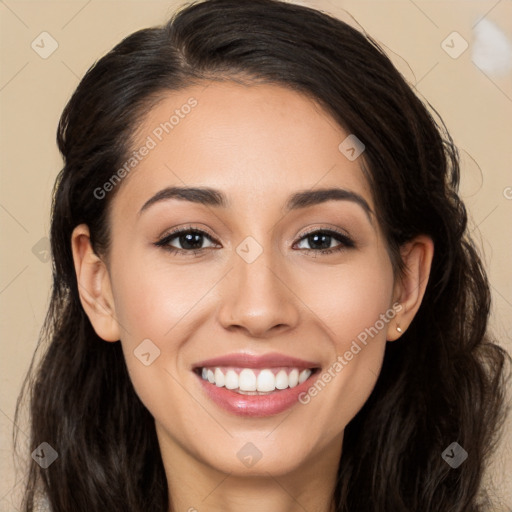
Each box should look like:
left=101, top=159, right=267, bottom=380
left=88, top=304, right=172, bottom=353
left=16, top=0, right=511, bottom=510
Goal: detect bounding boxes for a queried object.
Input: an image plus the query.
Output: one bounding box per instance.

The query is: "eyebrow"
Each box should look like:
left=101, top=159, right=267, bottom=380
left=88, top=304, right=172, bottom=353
left=139, top=186, right=374, bottom=222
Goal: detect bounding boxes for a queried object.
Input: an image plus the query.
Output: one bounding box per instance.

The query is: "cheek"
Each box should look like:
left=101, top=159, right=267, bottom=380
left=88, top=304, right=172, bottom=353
left=108, top=251, right=219, bottom=408
left=110, top=247, right=214, bottom=341
left=294, top=251, right=395, bottom=436
left=304, top=250, right=395, bottom=343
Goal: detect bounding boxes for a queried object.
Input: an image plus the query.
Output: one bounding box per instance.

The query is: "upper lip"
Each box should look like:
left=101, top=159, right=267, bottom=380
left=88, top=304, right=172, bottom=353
left=193, top=352, right=320, bottom=370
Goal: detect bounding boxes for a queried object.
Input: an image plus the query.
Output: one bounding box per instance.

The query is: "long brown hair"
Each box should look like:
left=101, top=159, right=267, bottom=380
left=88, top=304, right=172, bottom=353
left=15, top=0, right=511, bottom=510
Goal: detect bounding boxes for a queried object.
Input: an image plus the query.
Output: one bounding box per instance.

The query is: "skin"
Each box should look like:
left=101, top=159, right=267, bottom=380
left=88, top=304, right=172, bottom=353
left=71, top=81, right=434, bottom=512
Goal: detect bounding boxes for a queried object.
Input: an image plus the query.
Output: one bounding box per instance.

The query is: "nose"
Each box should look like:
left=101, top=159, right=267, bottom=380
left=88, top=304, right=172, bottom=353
left=216, top=245, right=301, bottom=338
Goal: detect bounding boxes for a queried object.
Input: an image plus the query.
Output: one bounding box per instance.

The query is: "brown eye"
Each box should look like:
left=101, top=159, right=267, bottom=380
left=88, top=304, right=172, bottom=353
left=294, top=229, right=355, bottom=255
left=155, top=228, right=219, bottom=255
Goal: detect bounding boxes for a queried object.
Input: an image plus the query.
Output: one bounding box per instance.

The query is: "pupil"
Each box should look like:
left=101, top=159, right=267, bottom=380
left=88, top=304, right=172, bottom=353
left=181, top=233, right=202, bottom=250
left=310, top=233, right=331, bottom=249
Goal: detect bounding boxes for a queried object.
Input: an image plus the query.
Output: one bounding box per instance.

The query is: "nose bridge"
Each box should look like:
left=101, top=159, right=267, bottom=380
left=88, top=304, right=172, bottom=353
left=217, top=235, right=300, bottom=336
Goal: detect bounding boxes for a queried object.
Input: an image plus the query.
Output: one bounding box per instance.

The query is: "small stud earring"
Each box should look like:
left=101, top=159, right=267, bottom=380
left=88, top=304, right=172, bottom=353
left=396, top=326, right=403, bottom=333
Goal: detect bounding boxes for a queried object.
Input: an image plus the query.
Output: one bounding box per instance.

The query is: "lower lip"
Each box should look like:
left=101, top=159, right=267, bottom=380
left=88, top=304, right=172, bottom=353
left=195, top=371, right=317, bottom=417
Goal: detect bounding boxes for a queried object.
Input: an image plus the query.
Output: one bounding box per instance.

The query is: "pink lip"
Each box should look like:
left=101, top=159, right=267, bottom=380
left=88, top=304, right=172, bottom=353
left=193, top=352, right=320, bottom=417
left=193, top=352, right=319, bottom=370
left=195, top=373, right=318, bottom=417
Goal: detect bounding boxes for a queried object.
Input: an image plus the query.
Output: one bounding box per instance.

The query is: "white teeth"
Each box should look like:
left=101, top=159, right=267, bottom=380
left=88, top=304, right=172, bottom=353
left=224, top=369, right=239, bottom=390
left=299, top=369, right=312, bottom=384
left=214, top=368, right=225, bottom=387
left=257, top=369, right=276, bottom=392
left=288, top=369, right=299, bottom=388
left=199, top=366, right=314, bottom=393
left=239, top=369, right=257, bottom=391
left=275, top=370, right=289, bottom=390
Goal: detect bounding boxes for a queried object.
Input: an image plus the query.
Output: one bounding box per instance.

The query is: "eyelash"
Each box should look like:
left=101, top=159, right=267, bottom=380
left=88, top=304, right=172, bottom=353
left=154, top=225, right=356, bottom=257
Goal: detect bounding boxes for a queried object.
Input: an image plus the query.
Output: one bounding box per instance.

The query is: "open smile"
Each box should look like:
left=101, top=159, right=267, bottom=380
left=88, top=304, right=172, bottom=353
left=193, top=352, right=321, bottom=417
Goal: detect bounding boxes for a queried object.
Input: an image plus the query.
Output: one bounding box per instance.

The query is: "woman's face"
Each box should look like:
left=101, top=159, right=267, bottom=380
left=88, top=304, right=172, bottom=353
left=87, top=81, right=403, bottom=477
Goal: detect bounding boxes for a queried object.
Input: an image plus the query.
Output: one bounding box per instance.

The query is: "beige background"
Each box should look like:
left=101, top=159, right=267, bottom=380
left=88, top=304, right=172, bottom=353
left=1, top=0, right=511, bottom=510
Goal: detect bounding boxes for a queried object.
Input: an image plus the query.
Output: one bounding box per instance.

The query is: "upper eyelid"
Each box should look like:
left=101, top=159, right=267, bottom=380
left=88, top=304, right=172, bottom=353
left=158, top=225, right=216, bottom=239
left=298, top=225, right=351, bottom=239
left=156, top=226, right=219, bottom=248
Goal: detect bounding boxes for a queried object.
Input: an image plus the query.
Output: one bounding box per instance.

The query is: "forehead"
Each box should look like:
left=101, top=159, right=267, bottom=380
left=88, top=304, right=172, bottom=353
left=113, top=81, right=373, bottom=219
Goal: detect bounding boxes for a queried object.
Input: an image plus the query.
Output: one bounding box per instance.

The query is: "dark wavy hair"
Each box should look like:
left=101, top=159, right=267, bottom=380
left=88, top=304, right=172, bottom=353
left=15, top=0, right=511, bottom=510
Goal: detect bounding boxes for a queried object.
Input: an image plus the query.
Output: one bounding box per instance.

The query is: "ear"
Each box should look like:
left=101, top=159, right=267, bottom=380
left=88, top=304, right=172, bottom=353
left=387, top=234, right=434, bottom=341
left=71, top=224, right=121, bottom=342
